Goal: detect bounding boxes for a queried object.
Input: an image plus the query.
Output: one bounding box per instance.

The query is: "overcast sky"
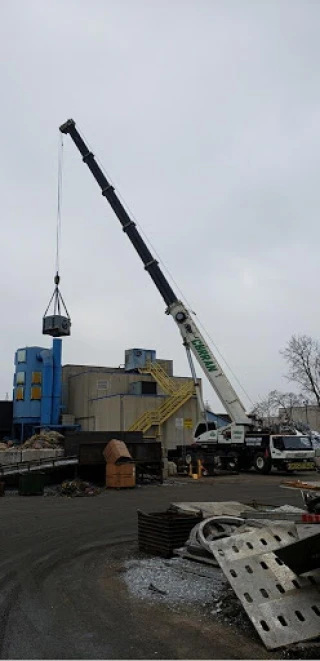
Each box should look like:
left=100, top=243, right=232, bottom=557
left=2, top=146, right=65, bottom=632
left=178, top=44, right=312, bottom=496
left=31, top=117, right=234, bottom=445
left=1, top=0, right=320, bottom=412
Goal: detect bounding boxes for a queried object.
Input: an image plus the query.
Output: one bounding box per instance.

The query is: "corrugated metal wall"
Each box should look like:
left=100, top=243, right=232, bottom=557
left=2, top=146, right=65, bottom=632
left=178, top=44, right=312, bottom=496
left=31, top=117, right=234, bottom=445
left=62, top=361, right=200, bottom=450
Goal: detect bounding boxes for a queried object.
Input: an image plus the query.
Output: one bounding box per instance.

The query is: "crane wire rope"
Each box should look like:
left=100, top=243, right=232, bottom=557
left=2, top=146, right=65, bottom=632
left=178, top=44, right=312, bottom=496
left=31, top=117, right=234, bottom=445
left=55, top=132, right=64, bottom=276
left=43, top=132, right=71, bottom=322
left=77, top=125, right=254, bottom=409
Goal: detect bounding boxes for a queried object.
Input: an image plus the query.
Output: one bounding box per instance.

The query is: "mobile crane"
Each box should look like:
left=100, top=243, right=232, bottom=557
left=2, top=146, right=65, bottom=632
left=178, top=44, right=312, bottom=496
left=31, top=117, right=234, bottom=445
left=59, top=119, right=315, bottom=474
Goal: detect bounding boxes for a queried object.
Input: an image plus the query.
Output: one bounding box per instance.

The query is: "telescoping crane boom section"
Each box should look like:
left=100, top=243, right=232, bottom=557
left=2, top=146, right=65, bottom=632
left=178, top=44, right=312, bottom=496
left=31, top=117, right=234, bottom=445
left=59, top=119, right=252, bottom=428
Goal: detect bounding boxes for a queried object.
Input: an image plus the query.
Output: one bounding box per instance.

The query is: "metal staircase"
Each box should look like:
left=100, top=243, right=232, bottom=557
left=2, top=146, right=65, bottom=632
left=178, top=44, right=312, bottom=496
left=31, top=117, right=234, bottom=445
left=138, top=361, right=177, bottom=395
left=127, top=362, right=195, bottom=436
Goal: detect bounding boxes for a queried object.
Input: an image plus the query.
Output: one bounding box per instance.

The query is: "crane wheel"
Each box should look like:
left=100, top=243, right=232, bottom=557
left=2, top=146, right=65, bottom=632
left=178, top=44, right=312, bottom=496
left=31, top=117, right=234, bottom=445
left=226, top=451, right=239, bottom=473
left=253, top=452, right=272, bottom=474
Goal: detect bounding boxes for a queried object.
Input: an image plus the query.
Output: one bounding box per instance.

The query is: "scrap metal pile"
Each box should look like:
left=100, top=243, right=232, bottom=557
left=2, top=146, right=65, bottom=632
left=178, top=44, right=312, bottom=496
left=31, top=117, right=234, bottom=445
left=138, top=495, right=320, bottom=653
left=59, top=479, right=101, bottom=497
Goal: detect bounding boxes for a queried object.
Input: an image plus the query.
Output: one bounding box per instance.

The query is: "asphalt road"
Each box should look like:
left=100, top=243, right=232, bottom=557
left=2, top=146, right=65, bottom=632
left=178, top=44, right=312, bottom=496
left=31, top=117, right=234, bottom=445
left=0, top=474, right=304, bottom=659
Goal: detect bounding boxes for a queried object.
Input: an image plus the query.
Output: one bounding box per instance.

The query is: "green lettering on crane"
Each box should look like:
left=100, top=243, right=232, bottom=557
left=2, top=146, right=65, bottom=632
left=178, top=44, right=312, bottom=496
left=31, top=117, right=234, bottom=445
left=191, top=338, right=218, bottom=373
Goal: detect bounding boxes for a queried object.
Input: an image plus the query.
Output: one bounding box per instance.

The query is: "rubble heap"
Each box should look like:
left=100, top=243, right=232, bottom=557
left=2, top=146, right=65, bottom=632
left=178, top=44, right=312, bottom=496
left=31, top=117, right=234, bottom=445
left=0, top=441, right=15, bottom=451
left=22, top=430, right=64, bottom=449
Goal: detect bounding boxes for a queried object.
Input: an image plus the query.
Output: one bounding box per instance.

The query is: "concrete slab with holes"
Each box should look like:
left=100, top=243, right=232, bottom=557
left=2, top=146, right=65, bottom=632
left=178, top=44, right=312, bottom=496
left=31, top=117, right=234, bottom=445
left=209, top=525, right=320, bottom=650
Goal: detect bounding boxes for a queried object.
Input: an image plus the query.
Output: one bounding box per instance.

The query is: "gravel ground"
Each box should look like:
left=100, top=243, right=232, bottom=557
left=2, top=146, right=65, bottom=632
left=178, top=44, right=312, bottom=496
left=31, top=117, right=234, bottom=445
left=124, top=556, right=225, bottom=606
left=123, top=554, right=257, bottom=636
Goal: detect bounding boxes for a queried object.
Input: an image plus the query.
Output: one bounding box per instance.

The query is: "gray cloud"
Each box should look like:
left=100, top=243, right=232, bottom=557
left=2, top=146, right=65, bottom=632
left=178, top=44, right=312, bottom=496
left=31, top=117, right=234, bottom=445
left=1, top=0, right=319, bottom=411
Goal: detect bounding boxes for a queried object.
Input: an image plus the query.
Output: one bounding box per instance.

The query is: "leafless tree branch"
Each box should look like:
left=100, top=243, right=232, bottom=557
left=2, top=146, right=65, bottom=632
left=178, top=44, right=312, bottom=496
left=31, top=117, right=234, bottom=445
left=280, top=335, right=320, bottom=407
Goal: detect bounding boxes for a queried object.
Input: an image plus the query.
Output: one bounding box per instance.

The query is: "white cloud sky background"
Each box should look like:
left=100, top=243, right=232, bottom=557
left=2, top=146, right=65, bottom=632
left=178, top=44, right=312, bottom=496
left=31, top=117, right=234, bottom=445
left=1, top=0, right=320, bottom=411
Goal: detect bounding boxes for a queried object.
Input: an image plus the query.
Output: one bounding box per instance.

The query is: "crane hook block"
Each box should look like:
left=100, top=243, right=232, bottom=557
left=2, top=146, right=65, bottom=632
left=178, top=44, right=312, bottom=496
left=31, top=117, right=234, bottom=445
left=42, top=273, right=71, bottom=338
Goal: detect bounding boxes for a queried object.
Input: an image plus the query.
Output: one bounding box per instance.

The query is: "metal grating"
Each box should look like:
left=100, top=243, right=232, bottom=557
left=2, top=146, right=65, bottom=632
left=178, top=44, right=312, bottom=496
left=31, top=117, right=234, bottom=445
left=210, top=526, right=320, bottom=650
left=138, top=510, right=202, bottom=558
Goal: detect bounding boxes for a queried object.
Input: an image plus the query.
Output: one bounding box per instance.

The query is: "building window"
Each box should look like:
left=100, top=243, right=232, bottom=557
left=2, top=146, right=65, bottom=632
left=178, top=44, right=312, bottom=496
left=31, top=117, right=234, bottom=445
left=96, top=380, right=108, bottom=396
left=32, top=371, right=42, bottom=385
left=141, top=381, right=157, bottom=395
left=31, top=386, right=41, bottom=400
left=17, top=349, right=26, bottom=363
left=16, top=371, right=25, bottom=385
left=16, top=386, right=24, bottom=401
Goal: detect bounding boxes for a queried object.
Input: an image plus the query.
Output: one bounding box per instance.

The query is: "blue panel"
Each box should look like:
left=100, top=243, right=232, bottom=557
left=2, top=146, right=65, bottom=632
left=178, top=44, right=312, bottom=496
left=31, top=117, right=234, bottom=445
left=124, top=348, right=156, bottom=372
left=13, top=339, right=63, bottom=434
left=129, top=381, right=142, bottom=395
left=13, top=346, right=44, bottom=424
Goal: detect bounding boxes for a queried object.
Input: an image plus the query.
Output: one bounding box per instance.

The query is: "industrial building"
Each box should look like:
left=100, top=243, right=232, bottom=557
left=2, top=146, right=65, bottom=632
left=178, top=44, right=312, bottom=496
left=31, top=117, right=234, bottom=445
left=62, top=348, right=200, bottom=452
left=0, top=400, right=13, bottom=440
left=8, top=342, right=202, bottom=452
left=279, top=404, right=320, bottom=433
left=12, top=339, right=67, bottom=442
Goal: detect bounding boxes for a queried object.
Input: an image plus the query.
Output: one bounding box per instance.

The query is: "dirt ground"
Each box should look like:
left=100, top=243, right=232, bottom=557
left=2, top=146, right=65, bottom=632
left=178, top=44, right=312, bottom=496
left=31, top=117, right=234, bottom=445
left=0, top=473, right=312, bottom=659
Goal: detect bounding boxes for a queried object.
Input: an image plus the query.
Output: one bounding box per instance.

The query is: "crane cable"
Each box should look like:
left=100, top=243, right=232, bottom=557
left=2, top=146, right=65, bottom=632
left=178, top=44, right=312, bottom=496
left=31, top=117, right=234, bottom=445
left=76, top=124, right=254, bottom=408
left=43, top=132, right=71, bottom=324
left=55, top=133, right=64, bottom=276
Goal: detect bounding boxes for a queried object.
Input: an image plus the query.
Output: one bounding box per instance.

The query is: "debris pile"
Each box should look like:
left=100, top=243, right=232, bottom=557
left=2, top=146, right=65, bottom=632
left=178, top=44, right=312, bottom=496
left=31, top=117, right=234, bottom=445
left=0, top=441, right=15, bottom=451
left=22, top=430, right=64, bottom=449
left=59, top=479, right=101, bottom=497
left=135, top=494, right=320, bottom=653
left=0, top=431, right=64, bottom=451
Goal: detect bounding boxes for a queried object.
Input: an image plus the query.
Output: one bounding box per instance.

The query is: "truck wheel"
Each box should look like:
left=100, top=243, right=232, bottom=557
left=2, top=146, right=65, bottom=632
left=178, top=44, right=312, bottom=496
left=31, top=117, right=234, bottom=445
left=239, top=457, right=252, bottom=472
left=253, top=452, right=272, bottom=474
left=213, top=450, right=225, bottom=469
left=226, top=451, right=239, bottom=472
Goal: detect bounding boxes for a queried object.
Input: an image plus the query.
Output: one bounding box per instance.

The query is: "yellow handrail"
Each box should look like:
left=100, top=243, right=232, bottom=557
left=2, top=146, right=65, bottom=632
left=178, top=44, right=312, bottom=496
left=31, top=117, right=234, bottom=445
left=128, top=374, right=195, bottom=433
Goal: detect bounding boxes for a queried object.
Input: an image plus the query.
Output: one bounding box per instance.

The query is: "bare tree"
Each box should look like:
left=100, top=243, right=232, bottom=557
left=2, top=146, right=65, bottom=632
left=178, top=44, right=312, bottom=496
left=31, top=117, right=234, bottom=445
left=281, top=335, right=320, bottom=407
left=269, top=390, right=304, bottom=422
left=251, top=392, right=278, bottom=426
left=252, top=390, right=304, bottom=427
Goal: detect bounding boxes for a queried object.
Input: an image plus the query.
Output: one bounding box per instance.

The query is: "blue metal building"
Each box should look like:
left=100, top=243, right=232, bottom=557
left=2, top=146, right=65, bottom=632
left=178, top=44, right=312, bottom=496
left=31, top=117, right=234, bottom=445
left=205, top=410, right=231, bottom=428
left=13, top=339, right=63, bottom=442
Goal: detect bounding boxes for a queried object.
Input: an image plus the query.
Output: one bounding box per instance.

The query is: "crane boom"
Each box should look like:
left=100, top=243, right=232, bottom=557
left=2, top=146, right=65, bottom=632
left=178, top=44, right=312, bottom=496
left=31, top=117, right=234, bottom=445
left=59, top=119, right=252, bottom=427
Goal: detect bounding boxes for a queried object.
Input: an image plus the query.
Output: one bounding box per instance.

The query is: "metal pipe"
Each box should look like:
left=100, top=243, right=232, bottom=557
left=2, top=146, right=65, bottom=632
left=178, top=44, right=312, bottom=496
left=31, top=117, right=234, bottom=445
left=52, top=339, right=62, bottom=425
left=39, top=349, right=53, bottom=426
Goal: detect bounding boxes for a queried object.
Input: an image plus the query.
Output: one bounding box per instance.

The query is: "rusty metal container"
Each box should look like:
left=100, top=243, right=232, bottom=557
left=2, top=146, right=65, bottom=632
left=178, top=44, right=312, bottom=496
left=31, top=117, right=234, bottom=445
left=103, top=440, right=134, bottom=465
left=106, top=463, right=136, bottom=488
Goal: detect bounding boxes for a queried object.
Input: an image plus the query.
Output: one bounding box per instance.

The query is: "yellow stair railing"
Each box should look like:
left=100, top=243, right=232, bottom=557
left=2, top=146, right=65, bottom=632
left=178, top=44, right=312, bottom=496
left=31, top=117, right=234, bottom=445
left=138, top=361, right=177, bottom=395
left=128, top=380, right=195, bottom=434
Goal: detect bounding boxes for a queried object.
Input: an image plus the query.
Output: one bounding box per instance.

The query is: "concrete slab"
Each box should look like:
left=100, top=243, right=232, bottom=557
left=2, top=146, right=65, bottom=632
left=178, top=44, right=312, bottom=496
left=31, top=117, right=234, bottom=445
left=0, top=448, right=65, bottom=466
left=170, top=501, right=255, bottom=518
left=0, top=450, right=22, bottom=466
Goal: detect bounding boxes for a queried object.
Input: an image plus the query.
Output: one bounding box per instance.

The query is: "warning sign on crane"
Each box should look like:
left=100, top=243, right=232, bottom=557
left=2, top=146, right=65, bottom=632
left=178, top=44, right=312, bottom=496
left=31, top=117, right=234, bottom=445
left=184, top=418, right=193, bottom=429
